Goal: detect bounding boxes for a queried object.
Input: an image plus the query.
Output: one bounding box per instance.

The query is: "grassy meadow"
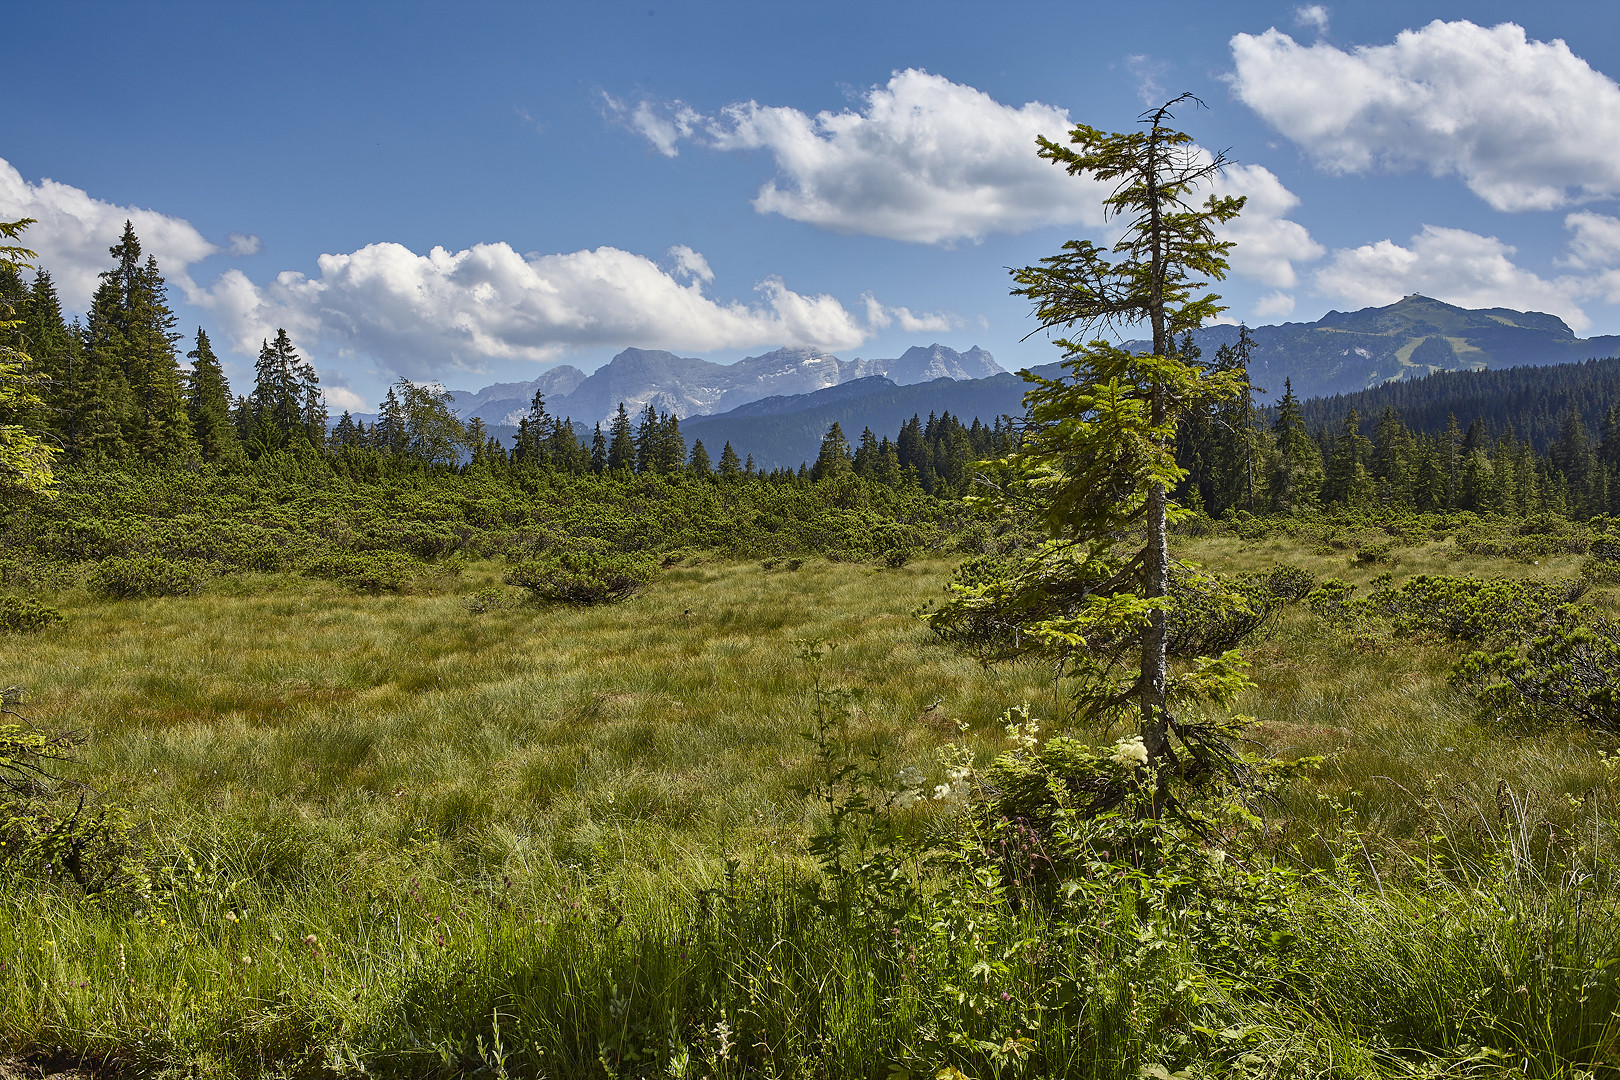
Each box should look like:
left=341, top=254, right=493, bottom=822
left=4, top=530, right=1620, bottom=1077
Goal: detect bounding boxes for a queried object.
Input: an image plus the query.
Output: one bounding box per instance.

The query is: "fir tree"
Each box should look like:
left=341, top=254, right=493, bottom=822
left=590, top=423, right=608, bottom=473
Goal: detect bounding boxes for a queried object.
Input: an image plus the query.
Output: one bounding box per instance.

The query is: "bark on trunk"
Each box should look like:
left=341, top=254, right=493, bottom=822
left=1141, top=395, right=1171, bottom=814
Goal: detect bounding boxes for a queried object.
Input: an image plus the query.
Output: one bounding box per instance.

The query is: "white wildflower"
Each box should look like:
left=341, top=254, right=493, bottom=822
left=897, top=766, right=925, bottom=789
left=1111, top=735, right=1149, bottom=768
left=932, top=784, right=954, bottom=801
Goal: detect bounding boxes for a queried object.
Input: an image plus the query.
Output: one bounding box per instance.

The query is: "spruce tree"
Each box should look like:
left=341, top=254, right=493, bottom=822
left=514, top=390, right=551, bottom=467
left=688, top=439, right=712, bottom=476
left=853, top=427, right=880, bottom=478
left=374, top=386, right=406, bottom=454
left=590, top=423, right=608, bottom=473
left=550, top=417, right=587, bottom=473
left=78, top=229, right=143, bottom=461
left=634, top=403, right=659, bottom=473
left=331, top=410, right=359, bottom=450
left=935, top=96, right=1252, bottom=813
left=653, top=411, right=686, bottom=473
left=607, top=403, right=635, bottom=472
left=184, top=329, right=240, bottom=463
left=1443, top=414, right=1463, bottom=508
left=21, top=270, right=73, bottom=442
left=125, top=254, right=193, bottom=459
left=1370, top=407, right=1414, bottom=506
left=812, top=422, right=853, bottom=480
left=1266, top=379, right=1323, bottom=511
left=718, top=440, right=742, bottom=479
left=1322, top=410, right=1375, bottom=507
left=0, top=218, right=59, bottom=494
left=248, top=329, right=322, bottom=452
left=1553, top=408, right=1598, bottom=516
left=465, top=417, right=492, bottom=466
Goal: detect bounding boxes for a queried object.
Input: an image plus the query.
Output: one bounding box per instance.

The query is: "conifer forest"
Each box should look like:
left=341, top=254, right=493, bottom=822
left=5, top=102, right=1620, bottom=1080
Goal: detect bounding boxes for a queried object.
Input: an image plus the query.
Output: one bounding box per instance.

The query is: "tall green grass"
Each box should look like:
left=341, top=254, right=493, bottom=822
left=3, top=544, right=1620, bottom=1076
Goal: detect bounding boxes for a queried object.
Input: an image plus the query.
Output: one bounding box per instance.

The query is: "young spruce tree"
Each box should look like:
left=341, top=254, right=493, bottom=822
left=184, top=328, right=242, bottom=464
left=0, top=219, right=58, bottom=495
left=932, top=96, right=1253, bottom=817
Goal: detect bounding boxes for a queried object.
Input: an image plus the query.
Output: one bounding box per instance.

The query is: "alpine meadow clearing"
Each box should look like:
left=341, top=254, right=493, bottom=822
left=6, top=515, right=1620, bottom=1078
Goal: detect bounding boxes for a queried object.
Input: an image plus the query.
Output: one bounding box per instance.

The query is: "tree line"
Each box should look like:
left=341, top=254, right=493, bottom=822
left=0, top=221, right=1016, bottom=494
left=4, top=219, right=1615, bottom=515
left=1174, top=329, right=1620, bottom=520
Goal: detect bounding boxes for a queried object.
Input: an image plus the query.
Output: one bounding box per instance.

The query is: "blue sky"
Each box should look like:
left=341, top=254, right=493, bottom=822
left=6, top=0, right=1620, bottom=413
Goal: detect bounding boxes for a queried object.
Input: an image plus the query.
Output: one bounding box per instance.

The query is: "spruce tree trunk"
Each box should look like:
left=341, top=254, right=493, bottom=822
left=1142, top=385, right=1171, bottom=813
left=1143, top=164, right=1172, bottom=804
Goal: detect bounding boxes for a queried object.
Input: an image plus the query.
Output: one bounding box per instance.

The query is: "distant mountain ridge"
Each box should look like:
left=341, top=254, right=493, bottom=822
left=442, top=343, right=1002, bottom=428
left=1123, top=294, right=1620, bottom=401
left=416, top=296, right=1620, bottom=469
left=683, top=374, right=1036, bottom=472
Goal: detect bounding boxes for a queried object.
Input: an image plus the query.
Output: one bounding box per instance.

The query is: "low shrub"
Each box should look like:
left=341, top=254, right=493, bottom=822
left=504, top=549, right=660, bottom=604
left=1455, top=617, right=1620, bottom=731
left=1368, top=574, right=1583, bottom=644
left=1256, top=564, right=1318, bottom=602
left=87, top=555, right=212, bottom=599
left=301, top=551, right=427, bottom=593
left=0, top=596, right=63, bottom=634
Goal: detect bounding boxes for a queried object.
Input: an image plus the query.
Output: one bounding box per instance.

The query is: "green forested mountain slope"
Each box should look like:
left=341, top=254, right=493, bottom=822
left=1297, top=354, right=1620, bottom=450
left=681, top=373, right=1033, bottom=471
left=1130, top=294, right=1620, bottom=400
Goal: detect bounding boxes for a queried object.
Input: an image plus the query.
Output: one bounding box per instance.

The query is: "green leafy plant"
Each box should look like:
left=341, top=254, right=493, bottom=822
left=0, top=687, right=143, bottom=897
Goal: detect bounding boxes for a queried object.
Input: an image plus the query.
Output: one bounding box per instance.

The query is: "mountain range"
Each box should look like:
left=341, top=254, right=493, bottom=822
left=442, top=343, right=1002, bottom=429
left=1125, top=294, right=1620, bottom=401
left=411, top=295, right=1620, bottom=469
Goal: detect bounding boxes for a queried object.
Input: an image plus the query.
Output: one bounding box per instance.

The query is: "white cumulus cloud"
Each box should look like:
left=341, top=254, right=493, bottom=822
left=225, top=231, right=262, bottom=257
left=195, top=240, right=873, bottom=379
left=1213, top=163, right=1325, bottom=288
left=1230, top=20, right=1620, bottom=212
left=614, top=69, right=1323, bottom=289
left=604, top=94, right=702, bottom=158
left=0, top=157, right=221, bottom=311
left=1314, top=225, right=1589, bottom=330
left=862, top=294, right=956, bottom=334
left=667, top=244, right=714, bottom=282
left=1563, top=211, right=1620, bottom=269
left=634, top=69, right=1108, bottom=245
left=1253, top=291, right=1296, bottom=319
left=1293, top=5, right=1329, bottom=36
